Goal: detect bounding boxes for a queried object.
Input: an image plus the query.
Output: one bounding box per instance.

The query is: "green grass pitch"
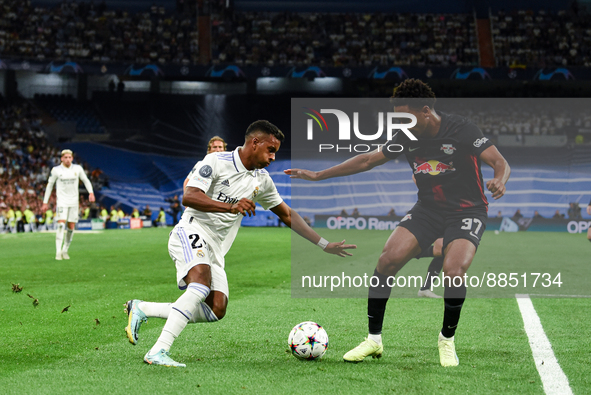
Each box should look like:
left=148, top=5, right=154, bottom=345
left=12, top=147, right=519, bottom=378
left=1, top=228, right=589, bottom=394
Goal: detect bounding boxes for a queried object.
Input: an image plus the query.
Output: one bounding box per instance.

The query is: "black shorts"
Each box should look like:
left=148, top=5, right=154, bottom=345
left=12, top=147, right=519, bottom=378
left=397, top=203, right=487, bottom=253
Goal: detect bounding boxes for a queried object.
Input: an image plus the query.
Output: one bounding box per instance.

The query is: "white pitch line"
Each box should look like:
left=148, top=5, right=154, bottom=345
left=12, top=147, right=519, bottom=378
left=516, top=294, right=573, bottom=395
left=529, top=294, right=591, bottom=298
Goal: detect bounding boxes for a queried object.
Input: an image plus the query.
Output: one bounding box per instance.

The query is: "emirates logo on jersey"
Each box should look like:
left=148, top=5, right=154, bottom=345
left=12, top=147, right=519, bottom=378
left=216, top=192, right=239, bottom=205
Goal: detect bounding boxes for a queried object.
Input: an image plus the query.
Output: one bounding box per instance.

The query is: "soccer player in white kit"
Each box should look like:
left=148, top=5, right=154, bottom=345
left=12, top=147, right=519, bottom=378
left=42, top=149, right=95, bottom=260
left=124, top=120, right=356, bottom=367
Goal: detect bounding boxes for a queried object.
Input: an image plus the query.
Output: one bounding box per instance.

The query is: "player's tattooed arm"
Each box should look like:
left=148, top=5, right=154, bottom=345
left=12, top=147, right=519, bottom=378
left=284, top=148, right=390, bottom=181
left=480, top=146, right=511, bottom=200
left=271, top=202, right=356, bottom=257
left=183, top=187, right=256, bottom=216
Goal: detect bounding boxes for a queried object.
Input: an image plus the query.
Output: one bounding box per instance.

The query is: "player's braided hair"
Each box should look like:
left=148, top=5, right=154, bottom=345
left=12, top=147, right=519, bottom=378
left=390, top=79, right=436, bottom=109
left=246, top=120, right=285, bottom=142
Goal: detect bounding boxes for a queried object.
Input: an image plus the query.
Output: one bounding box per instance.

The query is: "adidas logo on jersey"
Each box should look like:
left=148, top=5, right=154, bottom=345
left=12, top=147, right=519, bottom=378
left=221, top=179, right=230, bottom=187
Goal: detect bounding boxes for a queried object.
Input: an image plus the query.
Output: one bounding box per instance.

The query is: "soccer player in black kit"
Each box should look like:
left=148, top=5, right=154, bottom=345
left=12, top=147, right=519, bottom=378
left=286, top=79, right=511, bottom=367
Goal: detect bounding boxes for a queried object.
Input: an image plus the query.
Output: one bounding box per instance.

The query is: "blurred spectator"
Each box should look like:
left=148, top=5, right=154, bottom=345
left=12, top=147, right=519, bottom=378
left=340, top=209, right=348, bottom=216
left=166, top=195, right=181, bottom=225
left=143, top=205, right=153, bottom=218
left=109, top=205, right=119, bottom=222
left=512, top=209, right=523, bottom=220
left=24, top=206, right=36, bottom=232
left=568, top=202, right=582, bottom=219
left=155, top=207, right=167, bottom=227
left=352, top=207, right=360, bottom=217
left=496, top=210, right=503, bottom=218
left=387, top=208, right=396, bottom=217
left=100, top=206, right=109, bottom=222
left=533, top=210, right=544, bottom=218
left=117, top=80, right=125, bottom=97
left=15, top=207, right=24, bottom=232
left=552, top=209, right=565, bottom=219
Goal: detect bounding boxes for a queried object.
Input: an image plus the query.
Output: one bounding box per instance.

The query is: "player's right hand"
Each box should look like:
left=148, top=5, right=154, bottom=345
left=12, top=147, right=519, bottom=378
left=324, top=240, right=357, bottom=257
left=41, top=203, right=48, bottom=212
left=230, top=198, right=256, bottom=217
left=284, top=168, right=319, bottom=181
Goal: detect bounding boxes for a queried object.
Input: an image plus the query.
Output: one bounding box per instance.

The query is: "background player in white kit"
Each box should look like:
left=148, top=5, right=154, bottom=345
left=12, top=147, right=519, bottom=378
left=42, top=149, right=95, bottom=260
left=124, top=120, right=356, bottom=367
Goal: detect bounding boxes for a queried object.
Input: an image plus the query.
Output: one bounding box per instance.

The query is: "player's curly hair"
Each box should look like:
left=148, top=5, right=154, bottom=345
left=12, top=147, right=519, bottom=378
left=390, top=78, right=436, bottom=109
left=246, top=120, right=285, bottom=142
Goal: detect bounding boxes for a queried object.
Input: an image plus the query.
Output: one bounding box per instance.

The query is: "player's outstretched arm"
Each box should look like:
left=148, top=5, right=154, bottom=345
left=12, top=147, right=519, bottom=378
left=284, top=149, right=390, bottom=181
left=79, top=168, right=95, bottom=200
left=41, top=170, right=58, bottom=212
left=183, top=187, right=256, bottom=216
left=480, top=146, right=511, bottom=200
left=270, top=202, right=356, bottom=257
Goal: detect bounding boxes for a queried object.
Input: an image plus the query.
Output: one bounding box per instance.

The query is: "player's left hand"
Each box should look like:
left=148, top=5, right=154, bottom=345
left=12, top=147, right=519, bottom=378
left=89, top=193, right=95, bottom=203
left=284, top=168, right=319, bottom=181
left=324, top=240, right=357, bottom=257
left=486, top=178, right=506, bottom=200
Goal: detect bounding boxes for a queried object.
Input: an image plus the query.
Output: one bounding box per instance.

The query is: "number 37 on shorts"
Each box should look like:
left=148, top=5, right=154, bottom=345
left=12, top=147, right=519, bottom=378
left=460, top=217, right=484, bottom=240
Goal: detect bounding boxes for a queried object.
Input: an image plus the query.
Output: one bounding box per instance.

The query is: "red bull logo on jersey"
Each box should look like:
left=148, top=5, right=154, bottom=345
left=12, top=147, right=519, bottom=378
left=413, top=160, right=455, bottom=176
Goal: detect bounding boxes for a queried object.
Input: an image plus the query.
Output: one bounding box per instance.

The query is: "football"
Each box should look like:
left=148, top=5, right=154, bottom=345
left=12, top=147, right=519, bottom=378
left=288, top=321, right=329, bottom=360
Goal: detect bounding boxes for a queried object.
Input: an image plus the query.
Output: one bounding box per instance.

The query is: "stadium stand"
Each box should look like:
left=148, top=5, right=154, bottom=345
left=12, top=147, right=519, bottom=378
left=0, top=97, right=99, bottom=229
left=0, top=0, right=199, bottom=64
left=492, top=8, right=591, bottom=67
left=36, top=94, right=105, bottom=134
left=212, top=12, right=478, bottom=67
left=1, top=0, right=590, bottom=69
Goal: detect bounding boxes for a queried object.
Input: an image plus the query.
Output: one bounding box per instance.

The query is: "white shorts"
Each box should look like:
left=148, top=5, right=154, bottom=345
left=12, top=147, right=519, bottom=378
left=168, top=221, right=229, bottom=298
left=56, top=206, right=79, bottom=223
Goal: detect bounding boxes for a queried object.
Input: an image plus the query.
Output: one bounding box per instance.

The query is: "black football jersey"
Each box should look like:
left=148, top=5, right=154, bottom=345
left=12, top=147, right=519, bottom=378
left=383, top=112, right=494, bottom=211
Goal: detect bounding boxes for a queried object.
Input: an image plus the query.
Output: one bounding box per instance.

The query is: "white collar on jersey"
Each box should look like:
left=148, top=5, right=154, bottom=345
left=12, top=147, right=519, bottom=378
left=232, top=148, right=257, bottom=177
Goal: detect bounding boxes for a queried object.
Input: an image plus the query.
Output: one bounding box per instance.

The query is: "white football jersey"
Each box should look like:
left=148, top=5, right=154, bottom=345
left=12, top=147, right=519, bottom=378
left=184, top=148, right=283, bottom=255
left=43, top=164, right=94, bottom=207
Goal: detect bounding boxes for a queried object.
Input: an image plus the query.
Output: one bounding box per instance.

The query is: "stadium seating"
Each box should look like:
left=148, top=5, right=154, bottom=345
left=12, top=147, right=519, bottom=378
left=36, top=95, right=105, bottom=134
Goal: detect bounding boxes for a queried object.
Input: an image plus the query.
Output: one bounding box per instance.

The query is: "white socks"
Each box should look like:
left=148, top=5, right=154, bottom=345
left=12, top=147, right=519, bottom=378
left=149, top=283, right=210, bottom=354
left=138, top=302, right=172, bottom=319
left=62, top=229, right=74, bottom=252
left=139, top=301, right=219, bottom=322
left=368, top=333, right=382, bottom=345
left=55, top=223, right=65, bottom=253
